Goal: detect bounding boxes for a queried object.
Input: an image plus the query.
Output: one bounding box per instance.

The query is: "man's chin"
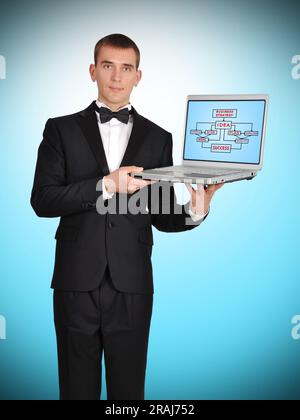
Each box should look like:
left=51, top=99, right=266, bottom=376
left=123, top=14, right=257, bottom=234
left=105, top=97, right=130, bottom=107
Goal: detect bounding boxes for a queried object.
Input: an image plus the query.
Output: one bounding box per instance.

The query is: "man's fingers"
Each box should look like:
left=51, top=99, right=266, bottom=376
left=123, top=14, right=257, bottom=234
left=211, top=182, right=225, bottom=193
left=215, top=182, right=225, bottom=191
left=122, top=166, right=144, bottom=174
left=129, top=178, right=151, bottom=189
left=185, top=182, right=224, bottom=196
left=205, top=182, right=224, bottom=194
left=143, top=180, right=158, bottom=186
left=185, top=183, right=207, bottom=194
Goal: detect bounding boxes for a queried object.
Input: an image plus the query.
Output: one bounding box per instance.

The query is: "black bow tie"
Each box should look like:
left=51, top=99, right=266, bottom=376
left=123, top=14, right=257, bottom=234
left=94, top=103, right=132, bottom=124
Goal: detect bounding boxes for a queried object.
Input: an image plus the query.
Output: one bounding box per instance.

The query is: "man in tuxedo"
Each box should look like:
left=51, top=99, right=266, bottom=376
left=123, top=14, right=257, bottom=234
left=31, top=33, right=223, bottom=400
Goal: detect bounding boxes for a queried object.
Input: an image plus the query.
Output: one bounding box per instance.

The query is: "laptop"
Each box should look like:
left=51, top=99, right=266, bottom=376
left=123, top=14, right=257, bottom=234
left=131, top=94, right=268, bottom=185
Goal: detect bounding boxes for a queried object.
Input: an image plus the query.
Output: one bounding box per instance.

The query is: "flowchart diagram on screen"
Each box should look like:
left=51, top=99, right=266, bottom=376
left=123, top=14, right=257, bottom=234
left=190, top=108, right=259, bottom=155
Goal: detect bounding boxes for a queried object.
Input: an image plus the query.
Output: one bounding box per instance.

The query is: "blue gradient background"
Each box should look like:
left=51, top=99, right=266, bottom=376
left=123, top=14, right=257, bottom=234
left=0, top=0, right=299, bottom=400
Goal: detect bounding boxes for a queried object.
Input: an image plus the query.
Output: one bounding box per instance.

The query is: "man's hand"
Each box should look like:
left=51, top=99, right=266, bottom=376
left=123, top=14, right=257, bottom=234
left=104, top=166, right=155, bottom=195
left=185, top=182, right=225, bottom=217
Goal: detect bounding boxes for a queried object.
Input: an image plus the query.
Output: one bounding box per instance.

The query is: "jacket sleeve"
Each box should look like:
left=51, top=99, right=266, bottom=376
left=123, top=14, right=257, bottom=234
left=148, top=133, right=208, bottom=233
left=30, top=118, right=103, bottom=218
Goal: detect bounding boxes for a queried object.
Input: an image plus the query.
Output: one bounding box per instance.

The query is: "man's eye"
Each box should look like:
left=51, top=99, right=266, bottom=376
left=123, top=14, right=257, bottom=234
left=103, top=64, right=111, bottom=69
left=123, top=67, right=131, bottom=72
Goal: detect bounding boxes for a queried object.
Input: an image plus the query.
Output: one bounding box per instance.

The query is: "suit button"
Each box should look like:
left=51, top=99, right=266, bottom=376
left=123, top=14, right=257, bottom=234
left=108, top=223, right=114, bottom=229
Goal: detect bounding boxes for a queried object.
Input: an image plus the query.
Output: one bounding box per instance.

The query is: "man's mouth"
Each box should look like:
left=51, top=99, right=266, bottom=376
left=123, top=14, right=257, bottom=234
left=109, top=87, right=123, bottom=93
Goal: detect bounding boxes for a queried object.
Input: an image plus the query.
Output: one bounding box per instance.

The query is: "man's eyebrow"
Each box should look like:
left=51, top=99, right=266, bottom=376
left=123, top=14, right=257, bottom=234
left=100, top=60, right=113, bottom=65
left=100, top=60, right=134, bottom=68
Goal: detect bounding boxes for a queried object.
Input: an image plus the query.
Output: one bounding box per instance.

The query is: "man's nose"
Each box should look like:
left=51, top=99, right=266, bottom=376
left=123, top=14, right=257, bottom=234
left=111, top=67, right=122, bottom=82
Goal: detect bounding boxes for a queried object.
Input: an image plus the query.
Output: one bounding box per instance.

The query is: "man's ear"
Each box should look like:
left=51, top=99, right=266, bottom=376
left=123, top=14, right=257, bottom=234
left=135, top=69, right=142, bottom=87
left=89, top=64, right=96, bottom=82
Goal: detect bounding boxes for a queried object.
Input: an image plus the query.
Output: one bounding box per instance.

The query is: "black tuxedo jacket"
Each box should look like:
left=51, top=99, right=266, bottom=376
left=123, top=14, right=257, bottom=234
left=31, top=102, right=206, bottom=293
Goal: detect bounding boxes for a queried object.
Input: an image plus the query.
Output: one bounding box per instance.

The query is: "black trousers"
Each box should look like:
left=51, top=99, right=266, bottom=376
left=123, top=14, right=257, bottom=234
left=53, top=265, right=153, bottom=400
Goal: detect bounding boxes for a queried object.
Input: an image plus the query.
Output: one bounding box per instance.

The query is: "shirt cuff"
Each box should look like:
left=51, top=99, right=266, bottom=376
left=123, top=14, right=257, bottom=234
left=188, top=207, right=209, bottom=222
left=102, top=177, right=115, bottom=201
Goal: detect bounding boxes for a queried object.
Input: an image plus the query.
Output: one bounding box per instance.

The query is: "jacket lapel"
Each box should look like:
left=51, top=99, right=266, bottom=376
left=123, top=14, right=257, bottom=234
left=119, top=106, right=148, bottom=167
left=77, top=102, right=149, bottom=175
left=77, top=103, right=110, bottom=176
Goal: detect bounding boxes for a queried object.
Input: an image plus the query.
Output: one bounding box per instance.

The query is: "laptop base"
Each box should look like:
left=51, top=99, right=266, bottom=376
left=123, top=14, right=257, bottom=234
left=131, top=168, right=257, bottom=185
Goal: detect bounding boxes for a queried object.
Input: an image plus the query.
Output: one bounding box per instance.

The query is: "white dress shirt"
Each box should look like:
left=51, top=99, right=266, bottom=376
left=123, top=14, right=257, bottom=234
left=95, top=100, right=207, bottom=222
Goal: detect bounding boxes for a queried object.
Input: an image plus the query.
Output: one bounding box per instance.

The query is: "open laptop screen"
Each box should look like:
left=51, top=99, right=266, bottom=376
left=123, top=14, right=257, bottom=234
left=183, top=99, right=266, bottom=165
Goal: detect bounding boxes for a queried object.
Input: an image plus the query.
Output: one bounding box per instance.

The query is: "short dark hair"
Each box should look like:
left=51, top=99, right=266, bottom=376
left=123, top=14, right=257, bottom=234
left=94, top=33, right=140, bottom=69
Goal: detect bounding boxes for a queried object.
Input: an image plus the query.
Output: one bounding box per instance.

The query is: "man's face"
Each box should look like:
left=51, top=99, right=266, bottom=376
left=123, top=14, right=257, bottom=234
left=90, top=45, right=142, bottom=111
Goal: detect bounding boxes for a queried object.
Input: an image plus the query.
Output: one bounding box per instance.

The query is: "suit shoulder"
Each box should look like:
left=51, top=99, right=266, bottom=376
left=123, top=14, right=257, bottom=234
left=138, top=113, right=171, bottom=138
left=47, top=109, right=82, bottom=126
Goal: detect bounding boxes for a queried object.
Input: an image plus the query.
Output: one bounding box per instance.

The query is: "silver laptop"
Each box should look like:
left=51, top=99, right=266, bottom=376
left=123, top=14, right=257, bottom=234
left=131, top=94, right=268, bottom=185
